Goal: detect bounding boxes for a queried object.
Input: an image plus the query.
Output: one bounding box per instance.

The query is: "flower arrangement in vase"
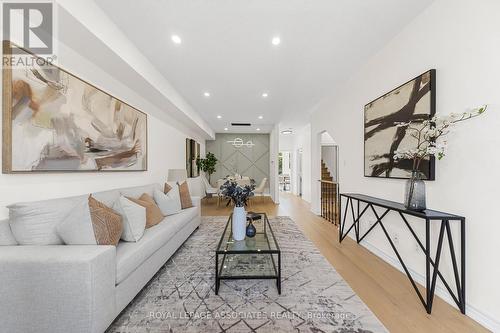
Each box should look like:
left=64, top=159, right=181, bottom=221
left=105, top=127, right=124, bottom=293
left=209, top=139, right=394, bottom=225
left=220, top=179, right=256, bottom=240
left=394, top=105, right=487, bottom=210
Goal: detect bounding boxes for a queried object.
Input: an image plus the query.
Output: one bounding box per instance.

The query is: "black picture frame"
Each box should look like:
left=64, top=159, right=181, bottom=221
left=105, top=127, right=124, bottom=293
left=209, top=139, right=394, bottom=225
left=364, top=69, right=436, bottom=180
left=185, top=138, right=200, bottom=177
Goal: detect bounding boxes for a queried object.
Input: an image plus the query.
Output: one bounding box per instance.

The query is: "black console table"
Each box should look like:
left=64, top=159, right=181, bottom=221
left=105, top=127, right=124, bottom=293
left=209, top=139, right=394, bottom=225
left=339, top=193, right=465, bottom=314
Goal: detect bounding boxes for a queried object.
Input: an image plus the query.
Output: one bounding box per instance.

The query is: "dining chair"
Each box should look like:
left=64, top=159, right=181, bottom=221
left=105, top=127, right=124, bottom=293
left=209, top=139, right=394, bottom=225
left=201, top=174, right=218, bottom=197
left=237, top=178, right=250, bottom=186
left=216, top=179, right=226, bottom=207
left=253, top=178, right=267, bottom=203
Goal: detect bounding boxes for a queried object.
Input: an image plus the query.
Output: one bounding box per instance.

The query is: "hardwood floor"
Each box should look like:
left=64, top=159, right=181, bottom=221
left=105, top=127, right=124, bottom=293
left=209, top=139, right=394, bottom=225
left=201, top=193, right=489, bottom=333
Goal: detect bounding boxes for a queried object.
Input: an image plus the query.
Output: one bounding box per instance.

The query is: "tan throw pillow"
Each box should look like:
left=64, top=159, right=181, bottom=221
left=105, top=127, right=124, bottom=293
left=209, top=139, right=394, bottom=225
left=88, top=195, right=123, bottom=246
left=126, top=194, right=164, bottom=228
left=178, top=181, right=193, bottom=209
left=164, top=183, right=172, bottom=194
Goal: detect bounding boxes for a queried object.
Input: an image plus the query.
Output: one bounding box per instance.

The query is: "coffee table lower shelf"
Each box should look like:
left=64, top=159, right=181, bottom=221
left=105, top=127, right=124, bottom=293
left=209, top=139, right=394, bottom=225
left=215, top=252, right=281, bottom=295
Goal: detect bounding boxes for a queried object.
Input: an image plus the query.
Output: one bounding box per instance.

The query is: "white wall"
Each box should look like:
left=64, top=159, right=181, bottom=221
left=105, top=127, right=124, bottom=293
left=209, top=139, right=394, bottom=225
left=310, top=0, right=500, bottom=330
left=320, top=132, right=336, bottom=145
left=269, top=125, right=280, bottom=203
left=291, top=124, right=311, bottom=202
left=0, top=20, right=206, bottom=219
left=279, top=133, right=295, bottom=151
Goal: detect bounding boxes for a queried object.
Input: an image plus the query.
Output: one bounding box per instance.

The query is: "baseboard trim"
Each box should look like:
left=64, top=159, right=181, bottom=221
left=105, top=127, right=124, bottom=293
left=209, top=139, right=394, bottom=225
left=346, top=234, right=500, bottom=332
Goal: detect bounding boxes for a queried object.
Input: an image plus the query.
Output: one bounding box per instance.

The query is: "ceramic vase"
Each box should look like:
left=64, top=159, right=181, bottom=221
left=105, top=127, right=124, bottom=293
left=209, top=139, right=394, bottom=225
left=246, top=220, right=256, bottom=237
left=232, top=206, right=246, bottom=240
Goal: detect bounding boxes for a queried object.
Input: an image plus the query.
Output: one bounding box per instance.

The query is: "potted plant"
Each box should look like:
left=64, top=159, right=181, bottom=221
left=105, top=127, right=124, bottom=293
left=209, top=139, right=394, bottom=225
left=394, top=105, right=487, bottom=210
left=220, top=179, right=256, bottom=240
left=196, top=152, right=218, bottom=183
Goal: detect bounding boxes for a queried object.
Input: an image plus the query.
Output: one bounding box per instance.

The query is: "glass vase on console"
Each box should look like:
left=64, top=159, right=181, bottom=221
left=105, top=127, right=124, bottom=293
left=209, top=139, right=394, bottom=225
left=404, top=170, right=426, bottom=211
left=394, top=105, right=487, bottom=211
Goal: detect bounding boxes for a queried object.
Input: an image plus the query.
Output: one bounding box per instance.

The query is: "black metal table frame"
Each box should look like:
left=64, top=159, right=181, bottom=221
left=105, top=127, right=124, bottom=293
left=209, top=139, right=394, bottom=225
left=215, top=213, right=281, bottom=295
left=339, top=194, right=465, bottom=314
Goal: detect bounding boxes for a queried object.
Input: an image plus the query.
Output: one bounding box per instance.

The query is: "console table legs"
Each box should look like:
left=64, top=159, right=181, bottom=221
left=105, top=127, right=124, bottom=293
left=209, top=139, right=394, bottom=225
left=339, top=196, right=466, bottom=314
left=426, top=219, right=431, bottom=313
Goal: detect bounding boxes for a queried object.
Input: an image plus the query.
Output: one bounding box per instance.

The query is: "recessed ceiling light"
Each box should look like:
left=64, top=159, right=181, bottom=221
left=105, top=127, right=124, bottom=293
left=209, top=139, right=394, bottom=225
left=256, top=128, right=261, bottom=131
left=203, top=92, right=210, bottom=97
left=224, top=127, right=228, bottom=131
left=281, top=129, right=293, bottom=135
left=217, top=115, right=222, bottom=119
left=171, top=35, right=182, bottom=44
left=258, top=115, right=263, bottom=119
left=271, top=36, right=281, bottom=45
left=261, top=93, right=268, bottom=98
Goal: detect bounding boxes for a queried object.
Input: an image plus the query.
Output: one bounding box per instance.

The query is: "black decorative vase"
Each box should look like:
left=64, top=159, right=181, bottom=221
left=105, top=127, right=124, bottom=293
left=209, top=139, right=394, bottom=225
left=246, top=220, right=256, bottom=238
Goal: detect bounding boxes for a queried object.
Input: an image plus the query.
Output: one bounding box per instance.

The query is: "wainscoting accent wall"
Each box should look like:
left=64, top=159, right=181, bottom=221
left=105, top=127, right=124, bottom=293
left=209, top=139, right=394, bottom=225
left=206, top=134, right=269, bottom=190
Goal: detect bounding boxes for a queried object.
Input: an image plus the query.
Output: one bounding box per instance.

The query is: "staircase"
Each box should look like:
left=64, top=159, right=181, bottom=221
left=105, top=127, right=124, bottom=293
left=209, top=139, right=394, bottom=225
left=320, top=159, right=338, bottom=225
left=321, top=160, right=333, bottom=181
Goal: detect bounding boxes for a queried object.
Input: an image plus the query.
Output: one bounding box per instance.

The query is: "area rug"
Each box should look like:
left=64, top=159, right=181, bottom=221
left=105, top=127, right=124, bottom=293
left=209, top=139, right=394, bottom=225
left=108, top=216, right=387, bottom=333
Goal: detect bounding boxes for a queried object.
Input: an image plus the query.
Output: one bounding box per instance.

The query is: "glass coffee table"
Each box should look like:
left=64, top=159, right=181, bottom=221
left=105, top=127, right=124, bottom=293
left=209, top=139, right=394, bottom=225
left=215, top=212, right=281, bottom=294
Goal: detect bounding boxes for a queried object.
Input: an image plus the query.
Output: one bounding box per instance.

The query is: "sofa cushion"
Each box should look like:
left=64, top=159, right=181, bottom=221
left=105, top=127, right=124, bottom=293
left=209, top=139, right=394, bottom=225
left=154, top=187, right=181, bottom=216
left=8, top=195, right=86, bottom=245
left=178, top=181, right=193, bottom=209
left=57, top=198, right=98, bottom=245
left=91, top=189, right=120, bottom=207
left=115, top=206, right=199, bottom=284
left=88, top=196, right=123, bottom=245
left=57, top=195, right=124, bottom=246
left=120, top=184, right=160, bottom=199
left=115, top=218, right=177, bottom=284
left=127, top=194, right=164, bottom=228
left=113, top=196, right=147, bottom=242
left=90, top=184, right=161, bottom=206
left=166, top=206, right=199, bottom=230
left=0, top=219, right=17, bottom=245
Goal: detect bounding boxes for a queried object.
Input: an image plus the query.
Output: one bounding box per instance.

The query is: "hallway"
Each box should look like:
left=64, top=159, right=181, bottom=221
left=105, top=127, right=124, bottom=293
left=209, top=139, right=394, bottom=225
left=201, top=193, right=488, bottom=333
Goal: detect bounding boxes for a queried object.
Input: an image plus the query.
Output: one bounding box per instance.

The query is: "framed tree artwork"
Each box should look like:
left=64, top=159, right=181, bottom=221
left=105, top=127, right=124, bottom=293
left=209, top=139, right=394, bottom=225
left=2, top=41, right=147, bottom=173
left=364, top=69, right=436, bottom=180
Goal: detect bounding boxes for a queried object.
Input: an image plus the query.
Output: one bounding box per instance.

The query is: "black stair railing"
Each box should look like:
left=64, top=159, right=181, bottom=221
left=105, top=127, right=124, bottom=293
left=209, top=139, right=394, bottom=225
left=319, top=180, right=338, bottom=225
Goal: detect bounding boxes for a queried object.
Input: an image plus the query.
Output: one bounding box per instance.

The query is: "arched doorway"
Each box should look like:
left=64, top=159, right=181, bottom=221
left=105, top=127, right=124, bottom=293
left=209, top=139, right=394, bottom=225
left=317, top=131, right=339, bottom=225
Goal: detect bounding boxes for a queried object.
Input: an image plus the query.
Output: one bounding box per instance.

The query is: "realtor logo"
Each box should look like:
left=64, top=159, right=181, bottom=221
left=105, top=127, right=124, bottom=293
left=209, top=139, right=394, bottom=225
left=2, top=1, right=54, bottom=54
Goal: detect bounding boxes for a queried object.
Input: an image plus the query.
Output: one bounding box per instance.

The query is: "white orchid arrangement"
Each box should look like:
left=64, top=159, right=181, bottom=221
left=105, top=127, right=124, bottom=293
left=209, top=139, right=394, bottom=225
left=393, top=105, right=487, bottom=171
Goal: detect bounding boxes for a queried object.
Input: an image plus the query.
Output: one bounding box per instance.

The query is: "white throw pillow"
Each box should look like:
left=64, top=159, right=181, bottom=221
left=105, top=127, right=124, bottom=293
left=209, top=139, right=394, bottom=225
left=154, top=188, right=181, bottom=216
left=113, top=196, right=146, bottom=242
left=56, top=199, right=97, bottom=245
left=8, top=195, right=86, bottom=245
left=0, top=219, right=17, bottom=246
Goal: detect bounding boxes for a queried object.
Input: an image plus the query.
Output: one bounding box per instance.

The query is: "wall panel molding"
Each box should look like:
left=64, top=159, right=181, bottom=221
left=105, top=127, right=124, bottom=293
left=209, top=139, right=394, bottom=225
left=206, top=134, right=270, bottom=190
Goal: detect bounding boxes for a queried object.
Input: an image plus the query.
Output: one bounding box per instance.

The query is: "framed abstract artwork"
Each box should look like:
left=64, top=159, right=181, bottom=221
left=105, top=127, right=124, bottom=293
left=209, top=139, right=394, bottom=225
left=2, top=41, right=147, bottom=173
left=185, top=138, right=200, bottom=177
left=364, top=69, right=436, bottom=180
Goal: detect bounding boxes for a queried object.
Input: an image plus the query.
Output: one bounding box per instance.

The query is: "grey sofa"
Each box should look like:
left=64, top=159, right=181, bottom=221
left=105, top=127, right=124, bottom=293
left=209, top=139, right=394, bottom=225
left=0, top=183, right=201, bottom=333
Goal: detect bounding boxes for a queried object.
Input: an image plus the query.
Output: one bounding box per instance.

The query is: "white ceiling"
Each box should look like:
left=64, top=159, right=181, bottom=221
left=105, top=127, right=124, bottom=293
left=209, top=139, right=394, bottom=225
left=96, top=0, right=434, bottom=134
